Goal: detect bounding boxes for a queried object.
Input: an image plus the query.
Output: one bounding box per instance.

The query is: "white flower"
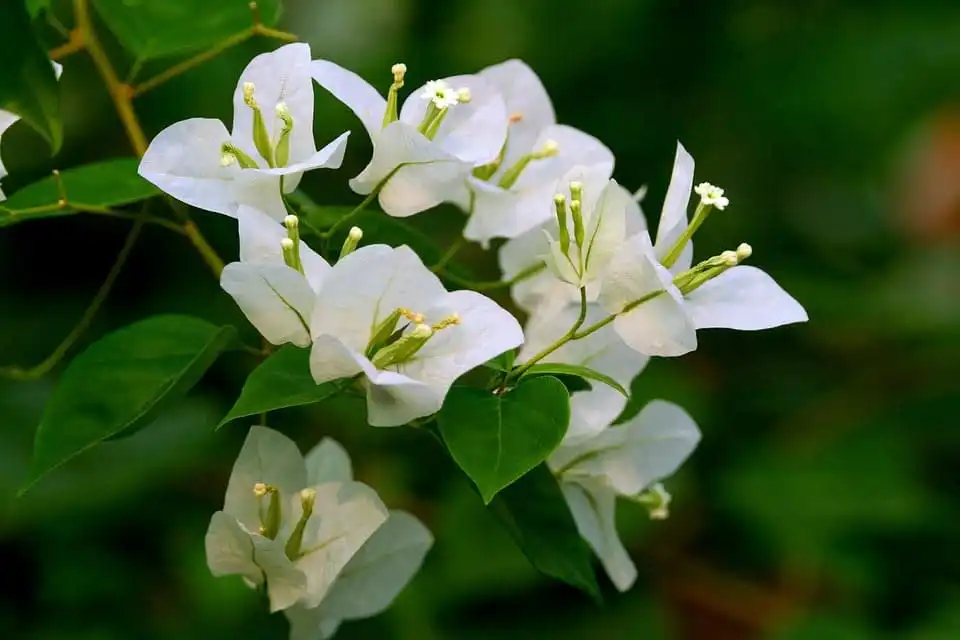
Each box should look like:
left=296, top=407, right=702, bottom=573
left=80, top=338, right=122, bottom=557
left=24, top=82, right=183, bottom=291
left=693, top=181, right=729, bottom=210
left=205, top=427, right=390, bottom=612
left=519, top=304, right=649, bottom=443
left=219, top=206, right=330, bottom=347
left=139, top=43, right=349, bottom=221
left=1, top=61, right=62, bottom=201
left=309, top=244, right=524, bottom=426
left=549, top=400, right=701, bottom=591
left=597, top=142, right=808, bottom=357
left=463, top=60, right=615, bottom=245
left=420, top=79, right=460, bottom=109
left=498, top=169, right=646, bottom=320
left=311, top=60, right=508, bottom=217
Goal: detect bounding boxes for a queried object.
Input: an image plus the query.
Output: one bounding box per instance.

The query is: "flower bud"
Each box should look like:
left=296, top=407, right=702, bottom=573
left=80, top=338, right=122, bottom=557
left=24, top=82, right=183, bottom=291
left=736, top=242, right=752, bottom=260
left=634, top=482, right=672, bottom=520
left=554, top=194, right=571, bottom=255
left=220, top=142, right=258, bottom=169
left=339, top=226, right=363, bottom=259
left=370, top=323, right=433, bottom=369
left=383, top=63, right=407, bottom=128
left=570, top=199, right=585, bottom=250
left=457, top=87, right=472, bottom=103
left=253, top=482, right=282, bottom=540
left=366, top=308, right=403, bottom=356
left=285, top=487, right=317, bottom=560
left=274, top=102, right=294, bottom=167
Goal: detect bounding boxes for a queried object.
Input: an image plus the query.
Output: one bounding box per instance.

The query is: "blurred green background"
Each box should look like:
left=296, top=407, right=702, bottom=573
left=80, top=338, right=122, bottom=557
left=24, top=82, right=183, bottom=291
left=3, top=0, right=960, bottom=638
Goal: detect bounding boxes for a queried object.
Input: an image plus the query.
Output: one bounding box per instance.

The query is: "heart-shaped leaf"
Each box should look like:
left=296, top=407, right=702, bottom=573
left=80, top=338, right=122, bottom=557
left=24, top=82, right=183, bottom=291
left=488, top=464, right=601, bottom=599
left=437, top=376, right=569, bottom=503
left=219, top=345, right=338, bottom=428
left=519, top=362, right=628, bottom=397
left=21, top=315, right=235, bottom=494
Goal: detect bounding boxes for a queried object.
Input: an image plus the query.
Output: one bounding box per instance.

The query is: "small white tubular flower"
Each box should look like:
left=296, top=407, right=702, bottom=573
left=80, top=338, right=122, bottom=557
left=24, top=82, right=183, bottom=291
left=463, top=60, right=615, bottom=245
left=308, top=244, right=523, bottom=427
left=420, top=79, right=459, bottom=109
left=543, top=169, right=632, bottom=287
left=220, top=206, right=331, bottom=347
left=140, top=43, right=349, bottom=221
left=1, top=61, right=62, bottom=201
left=206, top=427, right=427, bottom=620
left=549, top=400, right=701, bottom=591
left=311, top=60, right=508, bottom=218
left=693, top=181, right=729, bottom=210
left=519, top=305, right=649, bottom=443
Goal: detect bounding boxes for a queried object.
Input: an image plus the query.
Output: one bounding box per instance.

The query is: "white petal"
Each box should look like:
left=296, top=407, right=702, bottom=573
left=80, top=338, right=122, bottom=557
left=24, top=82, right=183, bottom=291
left=285, top=606, right=340, bottom=640
left=311, top=59, right=387, bottom=141
left=399, top=290, right=524, bottom=399
left=290, top=481, right=389, bottom=608
left=400, top=74, right=508, bottom=166
left=545, top=237, right=582, bottom=285
left=309, top=333, right=369, bottom=385
left=365, top=369, right=442, bottom=427
left=478, top=59, right=555, bottom=169
left=508, top=124, right=614, bottom=193
left=561, top=480, right=637, bottom=592
left=582, top=179, right=630, bottom=281
left=377, top=159, right=472, bottom=218
left=318, top=510, right=433, bottom=620
left=599, top=233, right=697, bottom=357
left=684, top=265, right=809, bottom=330
left=236, top=205, right=330, bottom=292
left=653, top=142, right=695, bottom=265
left=252, top=130, right=350, bottom=182
left=223, top=425, right=307, bottom=531
left=139, top=118, right=283, bottom=217
left=498, top=222, right=580, bottom=315
left=232, top=43, right=316, bottom=166
left=304, top=438, right=354, bottom=485
left=553, top=400, right=701, bottom=496
left=464, top=178, right=550, bottom=244
left=310, top=244, right=447, bottom=353
left=220, top=262, right=314, bottom=347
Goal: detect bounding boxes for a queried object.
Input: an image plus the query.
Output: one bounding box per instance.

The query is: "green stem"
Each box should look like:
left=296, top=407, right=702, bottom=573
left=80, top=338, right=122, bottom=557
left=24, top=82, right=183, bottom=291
left=438, top=262, right=545, bottom=291
left=431, top=237, right=467, bottom=273
left=510, top=288, right=589, bottom=379
left=0, top=219, right=143, bottom=380
left=320, top=189, right=379, bottom=246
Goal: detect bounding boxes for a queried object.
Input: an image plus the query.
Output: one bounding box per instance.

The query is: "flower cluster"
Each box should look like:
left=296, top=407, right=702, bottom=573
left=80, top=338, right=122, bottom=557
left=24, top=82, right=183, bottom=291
left=135, top=42, right=809, bottom=625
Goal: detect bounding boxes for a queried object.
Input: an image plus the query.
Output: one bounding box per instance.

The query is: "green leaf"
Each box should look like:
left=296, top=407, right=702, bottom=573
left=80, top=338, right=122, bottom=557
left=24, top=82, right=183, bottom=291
left=483, top=349, right=516, bottom=373
left=21, top=315, right=235, bottom=494
left=520, top=362, right=628, bottom=397
left=91, top=0, right=283, bottom=60
left=0, top=2, right=61, bottom=152
left=25, top=0, right=51, bottom=18
left=488, top=464, right=601, bottom=599
left=0, top=159, right=160, bottom=227
left=219, top=345, right=338, bottom=428
left=437, top=376, right=570, bottom=504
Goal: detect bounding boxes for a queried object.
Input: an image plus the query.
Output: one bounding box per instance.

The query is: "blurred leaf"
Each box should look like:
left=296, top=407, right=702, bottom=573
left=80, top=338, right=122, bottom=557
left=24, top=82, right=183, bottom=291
left=0, top=2, right=61, bottom=152
left=91, top=0, right=283, bottom=60
left=25, top=0, right=50, bottom=18
left=520, top=363, right=627, bottom=397
left=219, top=344, right=338, bottom=428
left=22, top=315, right=235, bottom=493
left=488, top=464, right=600, bottom=599
left=0, top=158, right=158, bottom=227
left=437, top=376, right=569, bottom=504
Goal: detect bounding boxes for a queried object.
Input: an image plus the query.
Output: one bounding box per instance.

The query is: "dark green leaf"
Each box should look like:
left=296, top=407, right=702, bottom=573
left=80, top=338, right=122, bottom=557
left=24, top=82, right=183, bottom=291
left=488, top=464, right=601, bottom=599
left=219, top=345, right=338, bottom=428
left=25, top=0, right=50, bottom=18
left=0, top=2, right=61, bottom=152
left=437, top=376, right=569, bottom=504
left=0, top=159, right=160, bottom=227
left=520, top=362, right=628, bottom=397
left=483, top=349, right=516, bottom=373
left=21, top=315, right=235, bottom=494
left=91, top=0, right=283, bottom=60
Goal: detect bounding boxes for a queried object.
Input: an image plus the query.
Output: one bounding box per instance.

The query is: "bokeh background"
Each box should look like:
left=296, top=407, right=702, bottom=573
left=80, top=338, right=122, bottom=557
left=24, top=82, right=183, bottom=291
left=3, top=0, right=960, bottom=638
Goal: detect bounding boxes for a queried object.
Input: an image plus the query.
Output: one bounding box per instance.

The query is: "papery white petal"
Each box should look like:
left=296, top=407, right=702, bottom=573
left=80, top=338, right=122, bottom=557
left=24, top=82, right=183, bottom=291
left=222, top=426, right=307, bottom=530
left=289, top=481, right=389, bottom=608
left=236, top=205, right=330, bottom=292
left=205, top=512, right=307, bottom=612
left=365, top=369, right=442, bottom=427
left=561, top=480, right=637, bottom=592
left=400, top=290, right=524, bottom=398
left=400, top=74, right=508, bottom=166
left=309, top=334, right=370, bottom=385
left=221, top=262, right=314, bottom=347
left=139, top=118, right=283, bottom=217
left=378, top=159, right=472, bottom=218
left=582, top=179, right=630, bottom=281
left=253, top=130, right=350, bottom=189
left=317, top=510, right=433, bottom=621
left=545, top=237, right=582, bottom=285
left=599, top=233, right=697, bottom=357
left=233, top=43, right=315, bottom=166
left=510, top=125, right=613, bottom=193
left=311, top=59, right=387, bottom=140
left=553, top=400, right=700, bottom=496
left=684, top=265, right=809, bottom=330
left=653, top=142, right=695, bottom=262
left=478, top=59, right=555, bottom=169
left=464, top=178, right=554, bottom=244
left=310, top=244, right=447, bottom=353
left=304, top=438, right=354, bottom=486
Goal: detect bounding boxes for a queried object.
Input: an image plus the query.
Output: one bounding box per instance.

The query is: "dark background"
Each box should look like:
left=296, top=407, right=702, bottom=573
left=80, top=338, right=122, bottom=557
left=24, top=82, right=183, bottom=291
left=2, top=0, right=959, bottom=638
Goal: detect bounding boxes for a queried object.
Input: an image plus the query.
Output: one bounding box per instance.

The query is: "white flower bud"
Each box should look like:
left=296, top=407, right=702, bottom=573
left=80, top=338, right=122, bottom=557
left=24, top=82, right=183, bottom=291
left=457, top=87, right=472, bottom=103
left=243, top=82, right=256, bottom=107
left=348, top=226, right=363, bottom=241
left=736, top=242, right=752, bottom=260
